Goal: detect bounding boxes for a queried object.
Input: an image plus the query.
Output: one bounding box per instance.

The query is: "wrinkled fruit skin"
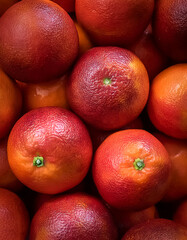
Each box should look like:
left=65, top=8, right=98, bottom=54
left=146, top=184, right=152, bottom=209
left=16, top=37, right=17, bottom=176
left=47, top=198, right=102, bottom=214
left=0, top=0, right=78, bottom=83
left=29, top=193, right=118, bottom=240
left=76, top=0, right=154, bottom=46
left=7, top=107, right=93, bottom=194
left=92, top=129, right=171, bottom=211
left=121, top=219, right=187, bottom=240
left=0, top=188, right=30, bottom=240
left=153, top=0, right=187, bottom=62
left=67, top=47, right=149, bottom=131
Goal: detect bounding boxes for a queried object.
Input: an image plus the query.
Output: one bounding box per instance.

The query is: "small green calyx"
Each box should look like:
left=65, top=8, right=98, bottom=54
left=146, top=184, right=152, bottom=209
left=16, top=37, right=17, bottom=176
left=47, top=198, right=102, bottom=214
left=133, top=158, right=145, bottom=170
left=103, top=78, right=111, bottom=85
left=33, top=156, right=44, bottom=167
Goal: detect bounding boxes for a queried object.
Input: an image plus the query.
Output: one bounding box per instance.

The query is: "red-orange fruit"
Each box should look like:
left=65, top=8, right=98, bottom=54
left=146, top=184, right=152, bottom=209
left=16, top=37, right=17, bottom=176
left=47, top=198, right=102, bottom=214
left=147, top=64, right=187, bottom=139
left=17, top=74, right=69, bottom=113
left=0, top=138, right=23, bottom=192
left=0, top=188, right=30, bottom=240
left=75, top=0, right=154, bottom=46
left=29, top=193, right=118, bottom=240
left=173, top=199, right=187, bottom=228
left=153, top=0, right=187, bottom=62
left=122, top=218, right=187, bottom=239
left=111, top=205, right=158, bottom=237
left=154, top=133, right=187, bottom=202
left=0, top=0, right=18, bottom=16
left=74, top=21, right=93, bottom=56
left=88, top=117, right=143, bottom=152
left=92, top=129, right=171, bottom=211
left=52, top=0, right=75, bottom=12
left=129, top=24, right=168, bottom=81
left=0, top=68, right=22, bottom=139
left=67, top=47, right=149, bottom=131
left=7, top=107, right=93, bottom=194
left=0, top=0, right=78, bottom=83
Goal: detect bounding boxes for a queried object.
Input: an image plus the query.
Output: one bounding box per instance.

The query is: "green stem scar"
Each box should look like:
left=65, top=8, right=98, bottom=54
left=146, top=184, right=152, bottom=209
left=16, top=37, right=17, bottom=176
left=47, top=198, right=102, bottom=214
left=33, top=156, right=44, bottom=167
left=133, top=158, right=145, bottom=170
left=103, top=78, right=111, bottom=85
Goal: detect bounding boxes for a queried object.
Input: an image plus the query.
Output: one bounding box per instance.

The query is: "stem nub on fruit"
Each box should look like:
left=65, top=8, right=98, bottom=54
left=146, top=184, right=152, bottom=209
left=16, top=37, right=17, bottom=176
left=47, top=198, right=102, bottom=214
left=33, top=156, right=44, bottom=167
left=133, top=158, right=145, bottom=170
left=103, top=78, right=111, bottom=85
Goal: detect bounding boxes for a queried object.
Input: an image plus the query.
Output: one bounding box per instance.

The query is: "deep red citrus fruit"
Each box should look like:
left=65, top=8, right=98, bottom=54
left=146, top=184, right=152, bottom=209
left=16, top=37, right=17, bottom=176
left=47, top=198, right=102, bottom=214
left=7, top=107, right=93, bottom=194
left=0, top=188, right=30, bottom=240
left=0, top=0, right=18, bottom=16
left=29, top=193, right=118, bottom=240
left=76, top=0, right=154, bottom=46
left=0, top=0, right=78, bottom=83
left=111, top=205, right=158, bottom=237
left=52, top=0, right=75, bottom=12
left=153, top=0, right=187, bottom=62
left=129, top=24, right=168, bottom=81
left=122, top=218, right=187, bottom=240
left=92, top=129, right=171, bottom=211
left=67, top=46, right=149, bottom=130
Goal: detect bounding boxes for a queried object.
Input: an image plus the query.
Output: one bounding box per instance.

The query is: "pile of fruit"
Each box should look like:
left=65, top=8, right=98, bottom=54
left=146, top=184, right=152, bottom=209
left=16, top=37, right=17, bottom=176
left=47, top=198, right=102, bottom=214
left=0, top=0, right=186, bottom=239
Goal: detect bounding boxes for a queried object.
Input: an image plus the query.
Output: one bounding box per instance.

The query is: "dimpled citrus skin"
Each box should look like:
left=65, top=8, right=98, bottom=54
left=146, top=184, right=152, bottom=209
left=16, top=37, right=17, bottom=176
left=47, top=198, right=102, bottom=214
left=76, top=0, right=154, bottom=46
left=153, top=0, right=187, bottom=62
left=0, top=188, right=30, bottom=240
left=67, top=47, right=149, bottom=131
left=147, top=64, right=187, bottom=139
left=7, top=107, right=93, bottom=194
left=0, top=0, right=78, bottom=83
left=29, top=193, right=118, bottom=240
left=122, top=219, right=187, bottom=240
left=92, top=129, right=171, bottom=211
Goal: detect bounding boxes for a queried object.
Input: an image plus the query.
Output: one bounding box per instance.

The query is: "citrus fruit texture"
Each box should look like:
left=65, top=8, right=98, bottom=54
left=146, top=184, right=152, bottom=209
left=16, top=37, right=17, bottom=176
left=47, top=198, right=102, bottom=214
left=17, top=74, right=69, bottom=112
left=153, top=0, right=187, bottom=62
left=7, top=107, right=93, bottom=194
left=0, top=188, right=30, bottom=240
left=122, top=218, right=187, bottom=240
left=147, top=64, right=187, bottom=139
left=154, top=133, right=187, bottom=202
left=76, top=0, right=154, bottom=46
left=74, top=21, right=93, bottom=56
left=0, top=138, right=23, bottom=192
left=110, top=205, right=158, bottom=237
left=29, top=193, right=118, bottom=240
left=129, top=24, right=168, bottom=81
left=67, top=47, right=149, bottom=130
left=88, top=117, right=143, bottom=152
left=0, top=68, right=22, bottom=139
left=92, top=129, right=171, bottom=210
left=0, top=0, right=78, bottom=83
